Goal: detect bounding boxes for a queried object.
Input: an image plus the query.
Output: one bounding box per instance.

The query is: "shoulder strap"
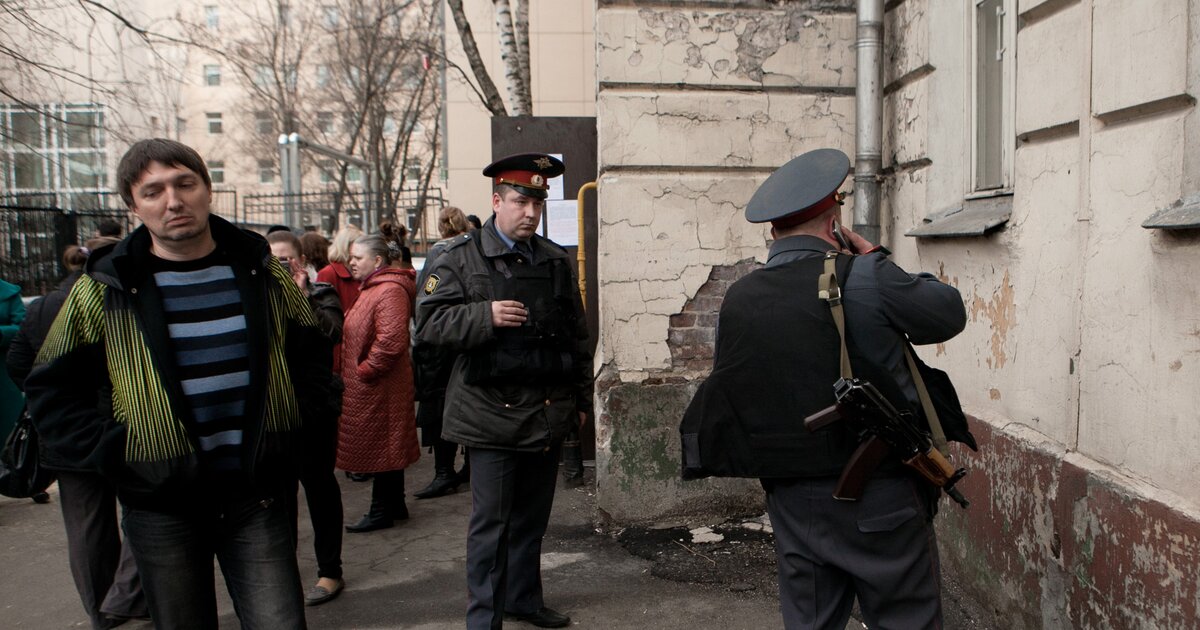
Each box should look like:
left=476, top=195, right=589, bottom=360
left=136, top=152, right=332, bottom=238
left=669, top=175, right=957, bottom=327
left=819, top=251, right=951, bottom=457
left=818, top=252, right=852, bottom=380
left=904, top=346, right=949, bottom=456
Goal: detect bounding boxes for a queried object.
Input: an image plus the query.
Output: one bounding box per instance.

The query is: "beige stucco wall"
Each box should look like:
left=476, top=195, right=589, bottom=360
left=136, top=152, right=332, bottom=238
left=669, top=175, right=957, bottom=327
left=904, top=0, right=1200, bottom=503
left=442, top=0, right=595, bottom=213
left=595, top=2, right=858, bottom=519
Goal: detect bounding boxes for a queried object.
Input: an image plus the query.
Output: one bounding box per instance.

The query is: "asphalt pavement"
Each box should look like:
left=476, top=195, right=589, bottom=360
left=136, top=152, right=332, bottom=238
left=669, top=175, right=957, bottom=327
left=0, top=452, right=825, bottom=629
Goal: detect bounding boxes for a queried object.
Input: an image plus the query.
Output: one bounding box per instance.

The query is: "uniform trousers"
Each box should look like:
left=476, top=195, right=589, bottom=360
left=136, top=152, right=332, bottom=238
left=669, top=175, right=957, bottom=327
left=57, top=471, right=147, bottom=630
left=765, top=475, right=942, bottom=630
left=465, top=444, right=560, bottom=630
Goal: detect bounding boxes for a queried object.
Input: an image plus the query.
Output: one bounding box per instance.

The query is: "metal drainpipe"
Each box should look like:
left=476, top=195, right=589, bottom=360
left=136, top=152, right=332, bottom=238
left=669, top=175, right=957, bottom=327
left=854, top=0, right=885, bottom=246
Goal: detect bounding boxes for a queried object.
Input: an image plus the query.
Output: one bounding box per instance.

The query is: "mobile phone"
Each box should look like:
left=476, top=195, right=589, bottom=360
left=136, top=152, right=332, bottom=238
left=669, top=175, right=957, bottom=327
left=831, top=221, right=856, bottom=254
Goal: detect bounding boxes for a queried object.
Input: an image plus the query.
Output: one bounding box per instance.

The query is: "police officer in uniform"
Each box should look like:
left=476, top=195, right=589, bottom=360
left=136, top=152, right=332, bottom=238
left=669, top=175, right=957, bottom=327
left=415, top=153, right=591, bottom=629
left=681, top=148, right=969, bottom=629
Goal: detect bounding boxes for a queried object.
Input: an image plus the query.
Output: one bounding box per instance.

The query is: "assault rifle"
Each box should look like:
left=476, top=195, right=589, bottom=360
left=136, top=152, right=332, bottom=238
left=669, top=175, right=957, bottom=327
left=805, top=378, right=970, bottom=508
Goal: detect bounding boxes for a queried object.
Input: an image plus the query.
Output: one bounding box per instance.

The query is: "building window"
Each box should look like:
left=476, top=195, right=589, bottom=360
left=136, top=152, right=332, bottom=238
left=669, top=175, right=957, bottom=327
left=346, top=165, right=362, bottom=183
left=176, top=116, right=187, bottom=137
left=323, top=5, right=339, bottom=28
left=316, top=65, right=331, bottom=89
left=971, top=0, right=1015, bottom=193
left=255, top=111, right=273, bottom=135
left=317, top=112, right=333, bottom=134
left=405, top=158, right=422, bottom=180
left=205, top=5, right=219, bottom=30
left=279, top=4, right=292, bottom=28
left=259, top=160, right=274, bottom=184
left=207, top=112, right=223, bottom=134
left=318, top=160, right=334, bottom=184
left=208, top=160, right=225, bottom=184
left=253, top=65, right=272, bottom=89
left=204, top=64, right=221, bottom=87
left=1, top=104, right=108, bottom=206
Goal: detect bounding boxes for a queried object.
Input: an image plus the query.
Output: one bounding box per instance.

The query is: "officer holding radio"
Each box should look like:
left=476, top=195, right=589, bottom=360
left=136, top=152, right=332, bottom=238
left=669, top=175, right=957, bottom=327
left=414, top=153, right=592, bottom=629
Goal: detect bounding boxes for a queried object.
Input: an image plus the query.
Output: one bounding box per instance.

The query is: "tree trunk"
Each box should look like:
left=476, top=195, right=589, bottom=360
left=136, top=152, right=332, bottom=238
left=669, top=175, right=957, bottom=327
left=447, top=0, right=507, bottom=116
left=492, top=0, right=531, bottom=115
left=514, top=0, right=532, bottom=110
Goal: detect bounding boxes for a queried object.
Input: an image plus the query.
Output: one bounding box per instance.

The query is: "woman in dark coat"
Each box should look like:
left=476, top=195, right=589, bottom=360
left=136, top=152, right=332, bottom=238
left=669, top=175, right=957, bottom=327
left=412, top=206, right=472, bottom=499
left=338, top=233, right=420, bottom=532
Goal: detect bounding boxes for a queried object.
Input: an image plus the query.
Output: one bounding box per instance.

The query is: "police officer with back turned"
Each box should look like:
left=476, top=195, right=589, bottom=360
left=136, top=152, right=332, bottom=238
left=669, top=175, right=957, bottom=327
left=415, top=153, right=592, bottom=629
left=681, top=148, right=972, bottom=629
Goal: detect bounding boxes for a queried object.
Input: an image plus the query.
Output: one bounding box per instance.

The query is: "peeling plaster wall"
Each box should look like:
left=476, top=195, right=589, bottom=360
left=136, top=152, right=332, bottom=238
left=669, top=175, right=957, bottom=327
left=595, top=0, right=1200, bottom=624
left=892, top=0, right=1200, bottom=625
left=594, top=0, right=856, bottom=519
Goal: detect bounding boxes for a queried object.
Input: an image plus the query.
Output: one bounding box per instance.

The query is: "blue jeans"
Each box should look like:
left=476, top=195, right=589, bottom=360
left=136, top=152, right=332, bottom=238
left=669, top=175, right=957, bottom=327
left=121, top=493, right=306, bottom=630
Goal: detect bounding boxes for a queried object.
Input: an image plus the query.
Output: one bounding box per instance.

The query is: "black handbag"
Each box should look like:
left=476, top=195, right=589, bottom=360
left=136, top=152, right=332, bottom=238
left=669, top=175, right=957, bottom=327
left=0, top=408, right=55, bottom=498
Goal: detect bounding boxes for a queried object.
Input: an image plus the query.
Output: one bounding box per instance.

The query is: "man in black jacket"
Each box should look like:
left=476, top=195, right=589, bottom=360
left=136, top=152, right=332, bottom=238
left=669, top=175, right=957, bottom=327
left=681, top=149, right=968, bottom=629
left=25, top=138, right=334, bottom=629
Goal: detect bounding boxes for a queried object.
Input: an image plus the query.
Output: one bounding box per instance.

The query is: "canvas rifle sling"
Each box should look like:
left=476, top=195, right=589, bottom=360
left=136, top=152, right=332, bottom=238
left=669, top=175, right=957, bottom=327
left=819, top=252, right=951, bottom=458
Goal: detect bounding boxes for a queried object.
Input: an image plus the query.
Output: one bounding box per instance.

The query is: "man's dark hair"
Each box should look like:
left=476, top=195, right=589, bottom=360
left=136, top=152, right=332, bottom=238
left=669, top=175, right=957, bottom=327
left=267, top=225, right=292, bottom=234
left=466, top=214, right=482, bottom=230
left=97, top=219, right=123, bottom=237
left=117, top=138, right=211, bottom=207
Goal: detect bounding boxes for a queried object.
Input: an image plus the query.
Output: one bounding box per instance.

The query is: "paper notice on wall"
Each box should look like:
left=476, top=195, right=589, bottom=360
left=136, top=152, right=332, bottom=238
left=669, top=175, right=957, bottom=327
left=548, top=153, right=564, bottom=200
left=544, top=199, right=578, bottom=246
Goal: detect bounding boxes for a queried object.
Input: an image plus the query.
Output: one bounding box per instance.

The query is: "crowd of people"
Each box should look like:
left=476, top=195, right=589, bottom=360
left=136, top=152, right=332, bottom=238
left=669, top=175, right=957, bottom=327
left=5, top=138, right=588, bottom=630
left=5, top=137, right=967, bottom=630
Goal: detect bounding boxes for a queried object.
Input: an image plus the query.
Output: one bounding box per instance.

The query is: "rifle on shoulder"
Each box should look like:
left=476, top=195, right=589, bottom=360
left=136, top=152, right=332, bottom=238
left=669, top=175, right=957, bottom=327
left=805, top=377, right=969, bottom=508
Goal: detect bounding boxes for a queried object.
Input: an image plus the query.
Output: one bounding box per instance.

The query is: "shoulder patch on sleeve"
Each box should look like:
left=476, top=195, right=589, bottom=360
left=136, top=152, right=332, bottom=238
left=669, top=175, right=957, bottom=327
left=423, top=274, right=441, bottom=295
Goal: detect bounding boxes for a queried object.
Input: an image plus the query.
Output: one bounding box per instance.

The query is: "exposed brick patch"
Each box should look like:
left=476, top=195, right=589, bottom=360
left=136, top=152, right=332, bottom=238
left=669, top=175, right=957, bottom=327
left=668, top=258, right=761, bottom=371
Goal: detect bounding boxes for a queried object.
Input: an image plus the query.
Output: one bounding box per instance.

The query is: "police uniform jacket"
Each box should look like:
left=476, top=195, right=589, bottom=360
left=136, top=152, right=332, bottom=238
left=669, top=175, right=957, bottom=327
left=681, top=235, right=967, bottom=479
left=414, top=218, right=593, bottom=451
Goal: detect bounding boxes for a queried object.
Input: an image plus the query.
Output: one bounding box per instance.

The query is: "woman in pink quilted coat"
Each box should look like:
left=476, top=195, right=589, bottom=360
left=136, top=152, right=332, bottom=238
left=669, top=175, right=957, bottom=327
left=338, top=232, right=420, bottom=533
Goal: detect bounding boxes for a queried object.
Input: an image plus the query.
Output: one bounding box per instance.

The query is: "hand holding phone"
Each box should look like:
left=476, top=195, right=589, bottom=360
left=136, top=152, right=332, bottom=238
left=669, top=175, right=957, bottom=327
left=832, top=221, right=856, bottom=254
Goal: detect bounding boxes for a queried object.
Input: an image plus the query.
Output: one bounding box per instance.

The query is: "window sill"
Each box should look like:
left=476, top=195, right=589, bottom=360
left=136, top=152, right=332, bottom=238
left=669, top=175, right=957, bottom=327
left=906, top=193, right=1012, bottom=238
left=1142, top=193, right=1200, bottom=229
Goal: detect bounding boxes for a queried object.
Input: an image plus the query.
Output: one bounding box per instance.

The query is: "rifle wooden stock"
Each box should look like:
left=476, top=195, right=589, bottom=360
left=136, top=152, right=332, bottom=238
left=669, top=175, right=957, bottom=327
left=902, top=447, right=956, bottom=487
left=832, top=436, right=890, bottom=500
left=804, top=404, right=844, bottom=432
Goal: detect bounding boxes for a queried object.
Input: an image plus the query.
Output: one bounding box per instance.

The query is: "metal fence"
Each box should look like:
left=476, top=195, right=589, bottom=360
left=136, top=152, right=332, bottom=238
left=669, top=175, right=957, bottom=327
left=0, top=205, right=133, bottom=295
left=241, top=188, right=445, bottom=244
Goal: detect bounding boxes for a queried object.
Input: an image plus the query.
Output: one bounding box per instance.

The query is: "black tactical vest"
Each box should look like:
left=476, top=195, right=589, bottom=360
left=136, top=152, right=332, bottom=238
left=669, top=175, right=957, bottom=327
left=461, top=238, right=577, bottom=386
left=680, top=255, right=865, bottom=479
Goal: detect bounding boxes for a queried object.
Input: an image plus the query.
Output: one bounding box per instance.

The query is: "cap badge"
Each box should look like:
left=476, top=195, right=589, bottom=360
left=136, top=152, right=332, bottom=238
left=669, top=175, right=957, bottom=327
left=534, top=157, right=553, bottom=170
left=530, top=174, right=544, bottom=187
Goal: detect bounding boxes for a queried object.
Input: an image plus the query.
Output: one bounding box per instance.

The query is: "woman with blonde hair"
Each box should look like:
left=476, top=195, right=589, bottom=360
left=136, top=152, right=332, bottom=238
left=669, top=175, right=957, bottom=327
left=317, top=225, right=363, bottom=375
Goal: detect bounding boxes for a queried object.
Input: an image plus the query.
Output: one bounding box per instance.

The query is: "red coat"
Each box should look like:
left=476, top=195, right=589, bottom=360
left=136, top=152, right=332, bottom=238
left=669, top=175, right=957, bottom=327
left=336, top=267, right=420, bottom=473
left=317, top=262, right=360, bottom=374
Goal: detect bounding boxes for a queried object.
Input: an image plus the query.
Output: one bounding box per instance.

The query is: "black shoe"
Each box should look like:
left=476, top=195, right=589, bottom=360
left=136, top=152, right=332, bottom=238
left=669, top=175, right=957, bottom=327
left=414, top=468, right=460, bottom=499
left=31, top=492, right=50, bottom=504
left=304, top=578, right=345, bottom=606
left=390, top=501, right=410, bottom=521
left=506, top=607, right=571, bottom=628
left=345, top=512, right=392, bottom=533
left=345, top=471, right=373, bottom=482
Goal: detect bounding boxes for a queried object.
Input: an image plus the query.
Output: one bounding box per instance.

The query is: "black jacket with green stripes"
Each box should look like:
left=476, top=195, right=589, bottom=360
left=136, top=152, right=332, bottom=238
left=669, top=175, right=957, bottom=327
left=24, top=216, right=337, bottom=510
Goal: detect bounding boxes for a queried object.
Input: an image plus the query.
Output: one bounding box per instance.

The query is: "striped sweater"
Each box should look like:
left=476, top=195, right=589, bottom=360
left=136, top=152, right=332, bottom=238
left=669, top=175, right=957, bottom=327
left=25, top=217, right=335, bottom=508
